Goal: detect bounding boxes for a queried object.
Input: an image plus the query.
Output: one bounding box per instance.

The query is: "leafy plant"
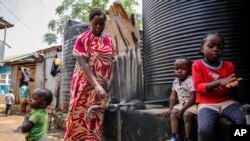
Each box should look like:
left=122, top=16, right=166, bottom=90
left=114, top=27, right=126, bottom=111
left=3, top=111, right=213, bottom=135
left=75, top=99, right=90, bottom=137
left=43, top=0, right=139, bottom=45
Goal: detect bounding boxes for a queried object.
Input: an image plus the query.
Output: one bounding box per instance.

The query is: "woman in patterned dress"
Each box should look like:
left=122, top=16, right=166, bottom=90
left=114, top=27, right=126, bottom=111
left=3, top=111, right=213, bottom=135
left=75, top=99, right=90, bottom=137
left=64, top=8, right=116, bottom=141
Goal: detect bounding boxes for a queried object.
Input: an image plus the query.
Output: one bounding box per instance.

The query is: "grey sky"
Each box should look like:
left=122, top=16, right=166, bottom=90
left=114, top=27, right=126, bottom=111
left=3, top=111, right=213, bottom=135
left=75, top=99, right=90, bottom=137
left=0, top=0, right=63, bottom=58
left=0, top=0, right=142, bottom=58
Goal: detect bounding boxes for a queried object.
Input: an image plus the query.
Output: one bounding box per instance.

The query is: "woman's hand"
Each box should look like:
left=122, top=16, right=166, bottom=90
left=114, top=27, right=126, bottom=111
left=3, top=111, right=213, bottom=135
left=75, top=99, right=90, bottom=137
left=94, top=84, right=107, bottom=99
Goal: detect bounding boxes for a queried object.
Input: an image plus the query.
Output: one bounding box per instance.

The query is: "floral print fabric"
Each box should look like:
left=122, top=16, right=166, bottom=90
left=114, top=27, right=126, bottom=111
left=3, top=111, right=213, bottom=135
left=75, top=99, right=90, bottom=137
left=65, top=31, right=116, bottom=141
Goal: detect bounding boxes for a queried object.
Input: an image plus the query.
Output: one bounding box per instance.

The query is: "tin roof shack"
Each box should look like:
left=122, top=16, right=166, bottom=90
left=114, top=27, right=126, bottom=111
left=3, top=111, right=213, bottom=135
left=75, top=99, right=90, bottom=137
left=0, top=17, right=14, bottom=29
left=3, top=45, right=62, bottom=107
left=0, top=17, right=14, bottom=66
left=36, top=45, right=62, bottom=89
left=0, top=65, right=11, bottom=94
left=3, top=53, right=42, bottom=103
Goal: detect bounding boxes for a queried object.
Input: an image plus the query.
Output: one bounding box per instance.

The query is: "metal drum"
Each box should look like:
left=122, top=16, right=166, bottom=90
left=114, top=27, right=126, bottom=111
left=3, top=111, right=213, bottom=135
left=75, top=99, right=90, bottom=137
left=143, top=0, right=249, bottom=103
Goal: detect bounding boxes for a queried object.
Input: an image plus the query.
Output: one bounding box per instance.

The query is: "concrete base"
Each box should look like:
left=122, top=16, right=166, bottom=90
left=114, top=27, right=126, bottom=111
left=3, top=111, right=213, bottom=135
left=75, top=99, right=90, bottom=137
left=103, top=104, right=235, bottom=141
left=52, top=104, right=235, bottom=141
left=103, top=105, right=185, bottom=141
left=53, top=111, right=68, bottom=130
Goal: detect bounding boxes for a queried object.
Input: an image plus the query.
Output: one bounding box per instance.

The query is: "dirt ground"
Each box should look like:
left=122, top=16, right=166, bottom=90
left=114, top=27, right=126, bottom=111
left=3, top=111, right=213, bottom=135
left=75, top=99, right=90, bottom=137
left=0, top=95, right=65, bottom=141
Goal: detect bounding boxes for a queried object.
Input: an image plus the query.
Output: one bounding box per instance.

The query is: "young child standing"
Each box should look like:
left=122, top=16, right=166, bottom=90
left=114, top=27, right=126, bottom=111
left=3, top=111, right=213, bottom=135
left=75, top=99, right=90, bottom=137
left=5, top=89, right=15, bottom=116
left=21, top=88, right=53, bottom=141
left=163, top=57, right=197, bottom=141
left=192, top=32, right=245, bottom=141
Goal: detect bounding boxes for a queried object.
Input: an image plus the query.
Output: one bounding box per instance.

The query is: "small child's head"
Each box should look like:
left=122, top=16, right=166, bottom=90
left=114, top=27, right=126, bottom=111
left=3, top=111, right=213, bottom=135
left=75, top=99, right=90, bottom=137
left=29, top=88, right=53, bottom=109
left=174, top=57, right=192, bottom=81
left=9, top=89, right=13, bottom=93
left=200, top=32, right=224, bottom=62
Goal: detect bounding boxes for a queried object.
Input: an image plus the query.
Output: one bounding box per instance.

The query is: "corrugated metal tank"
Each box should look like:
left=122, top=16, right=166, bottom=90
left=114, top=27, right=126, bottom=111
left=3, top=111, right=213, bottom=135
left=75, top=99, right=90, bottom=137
left=143, top=0, right=249, bottom=103
left=61, top=20, right=89, bottom=112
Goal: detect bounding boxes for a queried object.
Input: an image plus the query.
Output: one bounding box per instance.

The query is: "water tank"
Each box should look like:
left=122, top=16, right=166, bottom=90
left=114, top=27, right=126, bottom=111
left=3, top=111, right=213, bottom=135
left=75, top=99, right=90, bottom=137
left=61, top=20, right=89, bottom=112
left=143, top=0, right=249, bottom=103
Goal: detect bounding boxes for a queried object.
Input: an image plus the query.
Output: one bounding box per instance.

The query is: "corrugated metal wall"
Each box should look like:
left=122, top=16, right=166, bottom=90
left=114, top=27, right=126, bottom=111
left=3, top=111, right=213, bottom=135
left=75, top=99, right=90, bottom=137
left=143, top=0, right=249, bottom=103
left=61, top=20, right=89, bottom=112
left=43, top=50, right=62, bottom=108
left=0, top=41, right=4, bottom=66
left=35, top=62, right=43, bottom=88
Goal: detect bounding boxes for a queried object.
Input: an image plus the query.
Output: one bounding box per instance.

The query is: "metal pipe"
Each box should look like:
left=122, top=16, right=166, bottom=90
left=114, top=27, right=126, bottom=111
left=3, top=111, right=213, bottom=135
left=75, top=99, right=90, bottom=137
left=242, top=104, right=250, bottom=125
left=142, top=98, right=169, bottom=104
left=87, top=98, right=169, bottom=126
left=87, top=105, right=104, bottom=125
left=87, top=98, right=169, bottom=140
left=117, top=109, right=121, bottom=141
left=87, top=103, right=123, bottom=141
left=87, top=103, right=125, bottom=122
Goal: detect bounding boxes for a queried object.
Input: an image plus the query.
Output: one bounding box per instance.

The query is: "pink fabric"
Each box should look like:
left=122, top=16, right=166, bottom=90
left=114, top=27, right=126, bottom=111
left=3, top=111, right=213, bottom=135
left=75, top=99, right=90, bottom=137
left=65, top=31, right=116, bottom=141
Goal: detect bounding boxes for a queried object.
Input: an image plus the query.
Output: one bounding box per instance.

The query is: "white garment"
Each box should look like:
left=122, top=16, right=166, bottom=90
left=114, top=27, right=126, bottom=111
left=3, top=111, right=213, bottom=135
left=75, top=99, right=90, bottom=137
left=172, top=75, right=195, bottom=105
left=5, top=93, right=15, bottom=105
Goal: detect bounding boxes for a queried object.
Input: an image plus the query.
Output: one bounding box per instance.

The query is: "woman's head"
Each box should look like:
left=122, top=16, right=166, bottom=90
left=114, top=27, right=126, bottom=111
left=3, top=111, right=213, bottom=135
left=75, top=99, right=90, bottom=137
left=200, top=32, right=224, bottom=62
left=29, top=88, right=53, bottom=109
left=89, top=8, right=106, bottom=37
left=174, top=57, right=192, bottom=81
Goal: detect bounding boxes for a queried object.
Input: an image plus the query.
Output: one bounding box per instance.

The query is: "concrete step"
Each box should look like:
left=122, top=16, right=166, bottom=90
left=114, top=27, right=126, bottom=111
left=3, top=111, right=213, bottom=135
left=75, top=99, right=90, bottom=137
left=52, top=103, right=235, bottom=141
left=103, top=105, right=234, bottom=141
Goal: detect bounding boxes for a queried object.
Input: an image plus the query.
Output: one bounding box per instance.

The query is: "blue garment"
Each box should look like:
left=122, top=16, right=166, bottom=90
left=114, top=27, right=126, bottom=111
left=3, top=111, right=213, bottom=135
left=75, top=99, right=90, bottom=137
left=19, top=85, right=29, bottom=103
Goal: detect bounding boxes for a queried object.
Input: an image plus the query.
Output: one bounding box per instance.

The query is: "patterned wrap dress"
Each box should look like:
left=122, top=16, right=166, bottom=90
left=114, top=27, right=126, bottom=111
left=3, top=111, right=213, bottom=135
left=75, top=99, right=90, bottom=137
left=64, top=31, right=116, bottom=141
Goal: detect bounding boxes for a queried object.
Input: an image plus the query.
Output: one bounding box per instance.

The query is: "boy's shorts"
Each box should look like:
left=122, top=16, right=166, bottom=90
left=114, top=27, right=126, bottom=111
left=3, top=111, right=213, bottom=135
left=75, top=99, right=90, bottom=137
left=173, top=104, right=197, bottom=114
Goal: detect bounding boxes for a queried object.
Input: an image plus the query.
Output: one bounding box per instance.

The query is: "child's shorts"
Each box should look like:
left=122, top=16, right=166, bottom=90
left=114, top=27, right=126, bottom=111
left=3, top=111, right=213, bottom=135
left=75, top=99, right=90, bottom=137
left=197, top=100, right=238, bottom=114
left=173, top=104, right=197, bottom=114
